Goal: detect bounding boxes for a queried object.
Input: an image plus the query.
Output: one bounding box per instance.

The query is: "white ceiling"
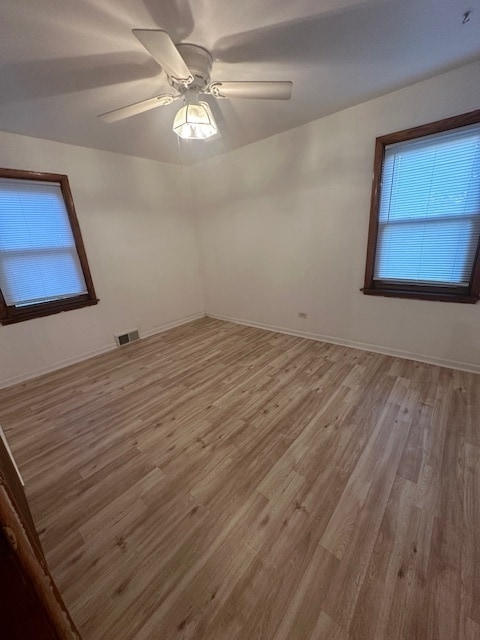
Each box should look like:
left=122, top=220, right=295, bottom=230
left=1, top=0, right=479, bottom=165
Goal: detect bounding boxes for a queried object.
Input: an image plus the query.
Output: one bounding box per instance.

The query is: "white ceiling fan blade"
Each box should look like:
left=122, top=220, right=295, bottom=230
left=207, top=81, right=292, bottom=100
left=132, top=29, right=193, bottom=86
left=98, top=94, right=179, bottom=123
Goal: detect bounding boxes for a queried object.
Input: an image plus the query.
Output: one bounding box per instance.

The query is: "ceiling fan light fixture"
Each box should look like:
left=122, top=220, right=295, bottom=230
left=173, top=100, right=217, bottom=140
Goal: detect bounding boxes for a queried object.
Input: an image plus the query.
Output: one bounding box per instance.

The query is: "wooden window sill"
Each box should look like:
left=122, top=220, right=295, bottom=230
left=0, top=296, right=99, bottom=325
left=361, top=288, right=478, bottom=304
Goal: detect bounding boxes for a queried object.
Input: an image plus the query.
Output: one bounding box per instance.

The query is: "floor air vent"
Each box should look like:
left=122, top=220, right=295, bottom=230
left=115, top=329, right=140, bottom=347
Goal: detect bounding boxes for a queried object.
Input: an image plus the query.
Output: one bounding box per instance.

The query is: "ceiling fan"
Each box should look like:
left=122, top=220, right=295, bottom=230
left=98, top=29, right=293, bottom=140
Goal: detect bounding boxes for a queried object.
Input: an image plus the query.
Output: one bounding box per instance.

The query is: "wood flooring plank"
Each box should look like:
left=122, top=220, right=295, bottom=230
left=378, top=482, right=432, bottom=640
left=320, top=403, right=411, bottom=560
left=462, top=442, right=480, bottom=626
left=308, top=610, right=352, bottom=640
left=322, top=410, right=414, bottom=628
left=272, top=544, right=339, bottom=640
left=349, top=476, right=417, bottom=639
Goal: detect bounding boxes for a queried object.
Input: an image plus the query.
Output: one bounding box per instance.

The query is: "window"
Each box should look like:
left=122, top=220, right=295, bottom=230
left=363, top=110, right=480, bottom=303
left=0, top=168, right=98, bottom=325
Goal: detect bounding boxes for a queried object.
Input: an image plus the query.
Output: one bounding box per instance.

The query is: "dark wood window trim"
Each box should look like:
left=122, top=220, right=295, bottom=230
left=0, top=168, right=98, bottom=325
left=362, top=109, right=480, bottom=304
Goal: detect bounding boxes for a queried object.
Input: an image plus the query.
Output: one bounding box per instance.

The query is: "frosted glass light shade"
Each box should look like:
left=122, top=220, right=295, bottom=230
left=173, top=101, right=217, bottom=139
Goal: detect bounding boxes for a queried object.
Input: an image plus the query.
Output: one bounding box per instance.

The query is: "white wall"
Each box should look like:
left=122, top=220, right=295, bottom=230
left=0, top=132, right=204, bottom=387
left=191, top=59, right=480, bottom=372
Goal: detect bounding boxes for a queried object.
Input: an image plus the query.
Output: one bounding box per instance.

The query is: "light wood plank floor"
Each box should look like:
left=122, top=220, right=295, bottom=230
left=0, top=318, right=479, bottom=640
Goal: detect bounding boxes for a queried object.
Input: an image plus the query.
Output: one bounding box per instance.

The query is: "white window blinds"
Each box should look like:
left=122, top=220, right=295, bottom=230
left=0, top=179, right=88, bottom=307
left=374, top=123, right=480, bottom=287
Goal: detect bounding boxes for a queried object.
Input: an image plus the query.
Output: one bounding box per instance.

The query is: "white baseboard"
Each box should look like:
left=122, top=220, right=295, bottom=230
left=0, top=312, right=206, bottom=389
left=0, top=344, right=115, bottom=390
left=207, top=312, right=480, bottom=375
left=141, top=312, right=206, bottom=339
left=2, top=309, right=477, bottom=388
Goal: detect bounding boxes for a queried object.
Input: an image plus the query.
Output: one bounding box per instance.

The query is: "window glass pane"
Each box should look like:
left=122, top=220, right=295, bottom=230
left=0, top=179, right=88, bottom=306
left=375, top=123, right=480, bottom=286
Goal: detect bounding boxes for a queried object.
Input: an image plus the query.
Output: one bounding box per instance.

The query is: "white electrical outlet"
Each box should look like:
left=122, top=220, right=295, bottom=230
left=298, top=312, right=307, bottom=319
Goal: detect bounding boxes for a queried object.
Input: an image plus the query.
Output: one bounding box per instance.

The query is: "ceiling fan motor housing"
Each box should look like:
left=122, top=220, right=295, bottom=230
left=173, top=44, right=213, bottom=91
